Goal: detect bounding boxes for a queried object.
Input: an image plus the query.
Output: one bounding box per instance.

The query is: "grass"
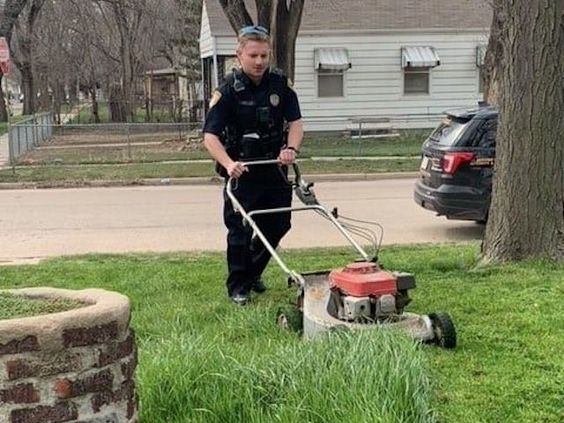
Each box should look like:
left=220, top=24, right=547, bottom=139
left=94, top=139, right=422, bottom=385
left=0, top=158, right=420, bottom=184
left=0, top=244, right=562, bottom=422
left=3, top=128, right=427, bottom=184
left=300, top=129, right=428, bottom=157
left=0, top=115, right=31, bottom=136
left=0, top=292, right=84, bottom=320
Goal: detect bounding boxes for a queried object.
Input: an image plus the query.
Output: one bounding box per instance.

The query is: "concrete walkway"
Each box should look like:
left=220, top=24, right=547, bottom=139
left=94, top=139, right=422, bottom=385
left=0, top=132, right=9, bottom=169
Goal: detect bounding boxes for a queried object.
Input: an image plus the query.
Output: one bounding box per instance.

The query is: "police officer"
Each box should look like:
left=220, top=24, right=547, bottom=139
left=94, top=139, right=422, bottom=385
left=203, top=25, right=304, bottom=305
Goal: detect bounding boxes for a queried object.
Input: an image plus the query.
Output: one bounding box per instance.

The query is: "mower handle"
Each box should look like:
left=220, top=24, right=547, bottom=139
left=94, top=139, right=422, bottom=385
left=224, top=159, right=372, bottom=285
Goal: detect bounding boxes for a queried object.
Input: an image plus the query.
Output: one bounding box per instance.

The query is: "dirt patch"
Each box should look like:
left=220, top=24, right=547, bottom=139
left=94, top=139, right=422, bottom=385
left=16, top=129, right=207, bottom=165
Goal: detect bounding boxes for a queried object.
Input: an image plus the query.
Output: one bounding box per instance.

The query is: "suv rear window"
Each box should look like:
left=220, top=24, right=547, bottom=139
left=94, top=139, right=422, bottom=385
left=429, top=118, right=470, bottom=146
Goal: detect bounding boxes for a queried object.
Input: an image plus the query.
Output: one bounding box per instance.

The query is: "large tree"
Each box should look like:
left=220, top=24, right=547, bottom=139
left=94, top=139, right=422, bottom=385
left=0, top=0, right=29, bottom=121
left=482, top=0, right=503, bottom=105
left=481, top=0, right=564, bottom=262
left=10, top=0, right=46, bottom=115
left=218, top=0, right=304, bottom=82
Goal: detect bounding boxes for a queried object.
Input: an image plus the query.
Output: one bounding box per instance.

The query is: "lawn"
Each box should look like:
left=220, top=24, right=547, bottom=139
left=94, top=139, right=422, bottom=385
left=0, top=158, right=420, bottom=185
left=0, top=244, right=561, bottom=422
left=3, top=127, right=427, bottom=184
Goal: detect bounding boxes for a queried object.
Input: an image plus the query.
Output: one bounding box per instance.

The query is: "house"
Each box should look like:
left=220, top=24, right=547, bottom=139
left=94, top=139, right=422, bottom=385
left=200, top=0, right=492, bottom=131
left=144, top=67, right=204, bottom=121
left=144, top=67, right=188, bottom=103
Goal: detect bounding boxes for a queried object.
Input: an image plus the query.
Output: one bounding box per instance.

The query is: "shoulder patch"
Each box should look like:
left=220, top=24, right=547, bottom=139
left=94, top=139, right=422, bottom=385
left=209, top=90, right=222, bottom=109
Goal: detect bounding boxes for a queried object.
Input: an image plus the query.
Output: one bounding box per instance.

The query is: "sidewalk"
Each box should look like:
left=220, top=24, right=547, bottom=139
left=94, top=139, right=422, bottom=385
left=0, top=132, right=8, bottom=169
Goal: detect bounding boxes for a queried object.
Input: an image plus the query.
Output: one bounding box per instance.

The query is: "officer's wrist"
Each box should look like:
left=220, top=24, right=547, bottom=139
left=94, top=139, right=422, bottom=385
left=286, top=146, right=299, bottom=154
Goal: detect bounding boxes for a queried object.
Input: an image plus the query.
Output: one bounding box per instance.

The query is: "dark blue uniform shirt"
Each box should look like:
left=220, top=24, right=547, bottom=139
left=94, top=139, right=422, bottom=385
left=203, top=69, right=302, bottom=138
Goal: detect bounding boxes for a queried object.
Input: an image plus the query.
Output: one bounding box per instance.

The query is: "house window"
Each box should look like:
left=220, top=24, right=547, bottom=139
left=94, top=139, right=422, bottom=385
left=401, top=46, right=440, bottom=96
left=314, top=48, right=351, bottom=98
left=318, top=69, right=344, bottom=97
left=404, top=68, right=430, bottom=95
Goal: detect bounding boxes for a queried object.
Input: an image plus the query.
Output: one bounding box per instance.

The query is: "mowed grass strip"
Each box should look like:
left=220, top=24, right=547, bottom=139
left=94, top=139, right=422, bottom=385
left=13, top=130, right=426, bottom=165
left=0, top=158, right=420, bottom=184
left=0, top=245, right=561, bottom=422
left=0, top=292, right=85, bottom=320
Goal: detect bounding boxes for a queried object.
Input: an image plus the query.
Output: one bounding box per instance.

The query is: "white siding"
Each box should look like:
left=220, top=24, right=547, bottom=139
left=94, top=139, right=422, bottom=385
left=208, top=31, right=489, bottom=130
left=199, top=3, right=214, bottom=58
left=295, top=32, right=489, bottom=130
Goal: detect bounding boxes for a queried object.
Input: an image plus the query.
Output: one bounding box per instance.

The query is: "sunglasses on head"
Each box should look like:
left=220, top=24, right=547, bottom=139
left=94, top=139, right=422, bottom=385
left=238, top=25, right=269, bottom=37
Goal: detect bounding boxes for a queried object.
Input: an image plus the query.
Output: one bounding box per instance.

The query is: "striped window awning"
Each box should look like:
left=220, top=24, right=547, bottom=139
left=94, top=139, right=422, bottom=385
left=401, top=46, right=440, bottom=68
left=314, top=48, right=351, bottom=71
left=476, top=45, right=487, bottom=67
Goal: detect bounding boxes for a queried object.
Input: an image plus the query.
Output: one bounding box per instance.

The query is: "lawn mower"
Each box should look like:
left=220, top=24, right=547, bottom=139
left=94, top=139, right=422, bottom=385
left=226, top=160, right=456, bottom=349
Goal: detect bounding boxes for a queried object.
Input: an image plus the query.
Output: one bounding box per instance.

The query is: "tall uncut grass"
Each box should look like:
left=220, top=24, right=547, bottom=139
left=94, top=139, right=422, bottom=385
left=140, top=330, right=432, bottom=423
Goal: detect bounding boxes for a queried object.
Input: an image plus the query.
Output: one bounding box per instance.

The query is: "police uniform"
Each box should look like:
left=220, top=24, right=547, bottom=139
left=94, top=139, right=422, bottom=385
left=203, top=68, right=302, bottom=298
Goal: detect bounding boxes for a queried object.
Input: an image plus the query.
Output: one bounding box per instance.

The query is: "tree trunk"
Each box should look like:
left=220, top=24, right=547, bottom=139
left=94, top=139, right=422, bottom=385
left=68, top=78, right=78, bottom=105
left=483, top=0, right=503, bottom=105
left=112, top=0, right=135, bottom=122
left=0, top=75, right=8, bottom=121
left=218, top=0, right=304, bottom=81
left=255, top=0, right=273, bottom=30
left=271, top=0, right=304, bottom=82
left=20, top=62, right=34, bottom=115
left=11, top=0, right=45, bottom=116
left=109, top=83, right=126, bottom=123
left=218, top=0, right=253, bottom=32
left=0, top=0, right=30, bottom=122
left=89, top=86, right=100, bottom=124
left=482, top=0, right=564, bottom=262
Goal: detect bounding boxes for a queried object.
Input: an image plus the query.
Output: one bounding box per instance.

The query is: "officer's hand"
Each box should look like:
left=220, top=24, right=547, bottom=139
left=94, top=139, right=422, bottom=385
left=226, top=161, right=248, bottom=178
left=278, top=148, right=297, bottom=165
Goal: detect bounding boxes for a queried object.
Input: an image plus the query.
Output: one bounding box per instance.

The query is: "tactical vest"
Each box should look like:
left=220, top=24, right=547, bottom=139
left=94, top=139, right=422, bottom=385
left=223, top=69, right=288, bottom=161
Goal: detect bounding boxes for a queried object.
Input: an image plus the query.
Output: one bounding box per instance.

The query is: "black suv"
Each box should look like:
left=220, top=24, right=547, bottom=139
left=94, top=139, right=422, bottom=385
left=414, top=105, right=497, bottom=222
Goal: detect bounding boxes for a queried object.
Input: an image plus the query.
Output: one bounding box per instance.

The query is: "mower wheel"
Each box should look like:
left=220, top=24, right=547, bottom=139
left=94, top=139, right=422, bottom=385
left=429, top=312, right=457, bottom=349
left=276, top=305, right=303, bottom=332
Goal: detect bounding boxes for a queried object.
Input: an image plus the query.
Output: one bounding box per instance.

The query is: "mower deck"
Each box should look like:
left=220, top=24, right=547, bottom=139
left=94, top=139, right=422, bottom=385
left=301, top=272, right=436, bottom=342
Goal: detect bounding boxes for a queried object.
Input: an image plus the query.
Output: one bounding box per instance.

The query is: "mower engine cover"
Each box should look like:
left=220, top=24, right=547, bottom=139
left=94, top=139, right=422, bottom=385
left=329, top=262, right=398, bottom=297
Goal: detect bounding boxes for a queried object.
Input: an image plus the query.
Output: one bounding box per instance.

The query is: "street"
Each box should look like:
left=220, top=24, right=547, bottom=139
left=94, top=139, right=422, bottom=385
left=0, top=178, right=484, bottom=263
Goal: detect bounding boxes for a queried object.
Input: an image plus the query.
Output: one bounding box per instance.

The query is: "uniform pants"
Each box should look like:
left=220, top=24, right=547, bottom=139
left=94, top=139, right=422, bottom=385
left=223, top=175, right=292, bottom=296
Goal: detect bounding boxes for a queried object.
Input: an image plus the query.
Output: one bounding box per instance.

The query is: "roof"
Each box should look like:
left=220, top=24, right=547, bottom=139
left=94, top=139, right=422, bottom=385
left=145, top=68, right=187, bottom=77
left=445, top=105, right=497, bottom=121
left=204, top=0, right=492, bottom=35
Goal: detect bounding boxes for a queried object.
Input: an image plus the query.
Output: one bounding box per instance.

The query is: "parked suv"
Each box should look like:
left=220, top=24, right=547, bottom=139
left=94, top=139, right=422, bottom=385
left=414, top=105, right=497, bottom=222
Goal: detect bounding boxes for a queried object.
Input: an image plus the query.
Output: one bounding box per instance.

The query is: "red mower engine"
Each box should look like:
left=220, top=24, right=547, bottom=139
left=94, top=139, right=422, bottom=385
left=329, top=262, right=416, bottom=323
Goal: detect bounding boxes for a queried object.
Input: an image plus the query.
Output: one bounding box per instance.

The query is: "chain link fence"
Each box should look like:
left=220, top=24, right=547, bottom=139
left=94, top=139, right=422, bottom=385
left=6, top=112, right=440, bottom=171
left=9, top=122, right=203, bottom=167
left=8, top=113, right=55, bottom=161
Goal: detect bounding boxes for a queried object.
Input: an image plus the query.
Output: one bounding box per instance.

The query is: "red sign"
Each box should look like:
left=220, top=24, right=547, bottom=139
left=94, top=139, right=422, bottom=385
left=0, top=37, right=9, bottom=62
left=0, top=37, right=11, bottom=75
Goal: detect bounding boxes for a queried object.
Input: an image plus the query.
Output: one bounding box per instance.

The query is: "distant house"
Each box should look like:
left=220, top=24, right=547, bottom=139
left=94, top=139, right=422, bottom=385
left=144, top=68, right=188, bottom=103
left=144, top=67, right=205, bottom=121
left=200, top=0, right=492, bottom=130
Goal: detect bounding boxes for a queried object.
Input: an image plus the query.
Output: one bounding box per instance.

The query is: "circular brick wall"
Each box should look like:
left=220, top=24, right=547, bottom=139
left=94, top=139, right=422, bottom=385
left=0, top=288, right=138, bottom=423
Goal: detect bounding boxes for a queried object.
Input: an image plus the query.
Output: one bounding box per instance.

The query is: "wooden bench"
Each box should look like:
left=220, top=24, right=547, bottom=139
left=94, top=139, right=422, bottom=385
left=348, top=117, right=399, bottom=138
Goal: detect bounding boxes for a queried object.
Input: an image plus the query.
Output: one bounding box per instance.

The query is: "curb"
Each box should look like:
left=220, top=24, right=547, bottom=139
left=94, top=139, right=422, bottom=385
left=0, top=172, right=419, bottom=190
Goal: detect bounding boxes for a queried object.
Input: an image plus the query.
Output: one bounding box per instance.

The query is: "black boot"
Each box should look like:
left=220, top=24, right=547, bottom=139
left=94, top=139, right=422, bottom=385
left=251, top=278, right=267, bottom=293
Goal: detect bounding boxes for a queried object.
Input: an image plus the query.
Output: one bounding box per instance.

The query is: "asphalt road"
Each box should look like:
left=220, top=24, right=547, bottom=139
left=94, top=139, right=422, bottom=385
left=0, top=178, right=484, bottom=264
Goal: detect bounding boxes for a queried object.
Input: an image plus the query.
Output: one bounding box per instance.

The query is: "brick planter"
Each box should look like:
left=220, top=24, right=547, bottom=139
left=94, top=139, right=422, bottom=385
left=0, top=288, right=138, bottom=423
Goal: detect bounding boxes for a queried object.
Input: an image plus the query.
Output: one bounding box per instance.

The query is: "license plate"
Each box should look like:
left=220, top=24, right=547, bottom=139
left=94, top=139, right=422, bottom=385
left=420, top=156, right=429, bottom=170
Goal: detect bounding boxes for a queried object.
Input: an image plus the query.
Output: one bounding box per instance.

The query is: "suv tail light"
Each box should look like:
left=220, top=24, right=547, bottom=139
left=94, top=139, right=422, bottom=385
left=441, top=152, right=475, bottom=175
